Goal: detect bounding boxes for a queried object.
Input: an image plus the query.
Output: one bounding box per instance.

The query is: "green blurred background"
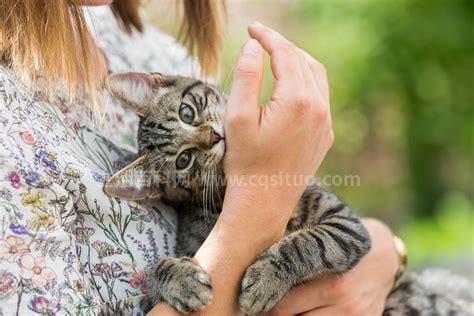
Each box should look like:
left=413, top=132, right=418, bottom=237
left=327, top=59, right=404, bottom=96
left=152, top=0, right=473, bottom=276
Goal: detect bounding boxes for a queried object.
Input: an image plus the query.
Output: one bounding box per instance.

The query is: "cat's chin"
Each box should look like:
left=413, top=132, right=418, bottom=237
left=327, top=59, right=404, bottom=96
left=207, top=141, right=225, bottom=166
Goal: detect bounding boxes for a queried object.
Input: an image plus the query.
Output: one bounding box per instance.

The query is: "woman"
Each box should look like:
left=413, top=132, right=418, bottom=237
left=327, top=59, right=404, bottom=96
left=0, top=0, right=398, bottom=315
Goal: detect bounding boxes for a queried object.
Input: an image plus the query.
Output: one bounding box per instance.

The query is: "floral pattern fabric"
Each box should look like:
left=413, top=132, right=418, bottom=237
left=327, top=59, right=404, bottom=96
left=0, top=7, right=196, bottom=315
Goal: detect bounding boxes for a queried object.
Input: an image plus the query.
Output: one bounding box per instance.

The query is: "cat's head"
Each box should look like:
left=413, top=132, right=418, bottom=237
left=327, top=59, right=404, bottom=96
left=104, top=72, right=226, bottom=205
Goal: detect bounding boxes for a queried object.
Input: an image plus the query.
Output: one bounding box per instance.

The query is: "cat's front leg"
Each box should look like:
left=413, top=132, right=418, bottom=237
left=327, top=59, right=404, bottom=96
left=238, top=233, right=317, bottom=315
left=146, top=257, right=213, bottom=313
left=239, top=209, right=371, bottom=314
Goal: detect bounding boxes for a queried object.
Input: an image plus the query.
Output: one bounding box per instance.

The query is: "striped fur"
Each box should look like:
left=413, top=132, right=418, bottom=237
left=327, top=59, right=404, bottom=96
left=107, top=73, right=473, bottom=315
left=384, top=270, right=474, bottom=316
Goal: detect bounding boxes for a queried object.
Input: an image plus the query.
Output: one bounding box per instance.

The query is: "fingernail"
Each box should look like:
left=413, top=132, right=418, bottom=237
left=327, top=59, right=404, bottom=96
left=250, top=21, right=264, bottom=27
left=241, top=39, right=260, bottom=55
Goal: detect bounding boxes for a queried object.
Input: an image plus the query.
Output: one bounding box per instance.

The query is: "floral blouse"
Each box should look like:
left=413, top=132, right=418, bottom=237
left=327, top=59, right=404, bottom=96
left=0, top=7, right=197, bottom=315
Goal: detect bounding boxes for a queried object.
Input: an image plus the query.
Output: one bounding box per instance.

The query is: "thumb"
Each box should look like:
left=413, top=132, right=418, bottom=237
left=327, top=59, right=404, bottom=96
left=226, top=39, right=263, bottom=127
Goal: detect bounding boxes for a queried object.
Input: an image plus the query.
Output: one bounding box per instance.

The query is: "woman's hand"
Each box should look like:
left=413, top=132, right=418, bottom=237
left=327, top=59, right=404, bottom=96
left=226, top=23, right=332, bottom=181
left=268, top=219, right=398, bottom=316
left=223, top=22, right=334, bottom=239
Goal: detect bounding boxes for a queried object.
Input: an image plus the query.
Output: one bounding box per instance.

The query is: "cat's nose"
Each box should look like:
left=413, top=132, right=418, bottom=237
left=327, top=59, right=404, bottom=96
left=195, top=126, right=222, bottom=149
left=210, top=128, right=222, bottom=147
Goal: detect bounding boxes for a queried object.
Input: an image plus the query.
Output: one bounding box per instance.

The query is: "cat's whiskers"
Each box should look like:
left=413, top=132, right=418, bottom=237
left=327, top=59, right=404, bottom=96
left=201, top=170, right=206, bottom=223
left=206, top=168, right=215, bottom=226
left=214, top=164, right=223, bottom=207
left=209, top=166, right=215, bottom=214
left=202, top=169, right=211, bottom=226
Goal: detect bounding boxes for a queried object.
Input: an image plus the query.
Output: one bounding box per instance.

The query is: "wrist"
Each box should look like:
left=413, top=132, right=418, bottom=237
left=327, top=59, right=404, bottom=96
left=222, top=183, right=298, bottom=238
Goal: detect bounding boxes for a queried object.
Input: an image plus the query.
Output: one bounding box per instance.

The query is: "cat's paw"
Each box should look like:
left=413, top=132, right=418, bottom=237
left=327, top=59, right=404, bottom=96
left=239, top=258, right=287, bottom=315
left=147, top=257, right=213, bottom=314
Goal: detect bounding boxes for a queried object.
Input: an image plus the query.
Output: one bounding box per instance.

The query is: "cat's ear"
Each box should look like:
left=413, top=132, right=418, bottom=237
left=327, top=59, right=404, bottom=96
left=105, top=72, right=173, bottom=117
left=104, top=155, right=160, bottom=200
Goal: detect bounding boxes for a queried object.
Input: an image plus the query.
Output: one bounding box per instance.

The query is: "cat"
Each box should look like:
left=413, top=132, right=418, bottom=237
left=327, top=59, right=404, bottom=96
left=104, top=72, right=474, bottom=316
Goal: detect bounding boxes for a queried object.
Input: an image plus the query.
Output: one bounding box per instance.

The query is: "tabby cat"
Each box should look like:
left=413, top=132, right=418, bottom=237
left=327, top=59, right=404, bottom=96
left=104, top=72, right=473, bottom=316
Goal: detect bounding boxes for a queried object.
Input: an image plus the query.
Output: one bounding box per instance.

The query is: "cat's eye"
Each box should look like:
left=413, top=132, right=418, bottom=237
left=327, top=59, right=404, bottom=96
left=176, top=150, right=193, bottom=170
left=179, top=103, right=195, bottom=124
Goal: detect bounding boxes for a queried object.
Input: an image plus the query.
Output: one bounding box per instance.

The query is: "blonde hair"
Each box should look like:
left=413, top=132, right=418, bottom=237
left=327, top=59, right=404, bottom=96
left=0, top=0, right=226, bottom=100
left=179, top=0, right=226, bottom=78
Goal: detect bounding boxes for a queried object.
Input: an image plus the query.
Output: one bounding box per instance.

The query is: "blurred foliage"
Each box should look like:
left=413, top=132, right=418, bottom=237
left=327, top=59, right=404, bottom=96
left=217, top=0, right=474, bottom=266
left=400, top=192, right=473, bottom=264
